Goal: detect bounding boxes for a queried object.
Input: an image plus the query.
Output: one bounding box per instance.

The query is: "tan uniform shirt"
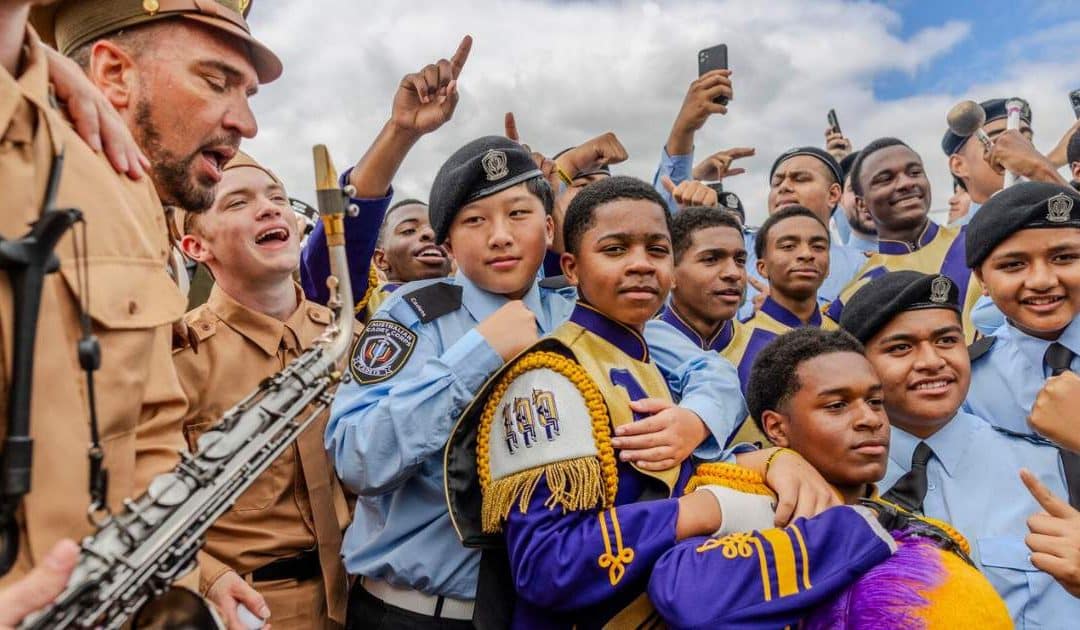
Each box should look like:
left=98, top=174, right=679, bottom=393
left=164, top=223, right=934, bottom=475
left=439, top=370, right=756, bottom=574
left=0, top=27, right=188, bottom=585
left=174, top=283, right=350, bottom=623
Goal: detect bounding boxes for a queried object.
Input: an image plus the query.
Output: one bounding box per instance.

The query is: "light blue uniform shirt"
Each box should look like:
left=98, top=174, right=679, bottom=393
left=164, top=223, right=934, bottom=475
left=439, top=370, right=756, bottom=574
left=881, top=413, right=1078, bottom=628
left=326, top=273, right=747, bottom=598
left=651, top=146, right=694, bottom=215
left=972, top=295, right=1007, bottom=336
left=832, top=207, right=878, bottom=253
left=965, top=316, right=1080, bottom=436
left=952, top=200, right=981, bottom=227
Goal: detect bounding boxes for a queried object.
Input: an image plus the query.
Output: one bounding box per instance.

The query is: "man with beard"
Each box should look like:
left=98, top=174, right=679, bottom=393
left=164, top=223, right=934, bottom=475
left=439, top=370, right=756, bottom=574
left=943, top=98, right=1068, bottom=227
left=0, top=0, right=192, bottom=590
left=841, top=270, right=1079, bottom=626
left=827, top=137, right=983, bottom=343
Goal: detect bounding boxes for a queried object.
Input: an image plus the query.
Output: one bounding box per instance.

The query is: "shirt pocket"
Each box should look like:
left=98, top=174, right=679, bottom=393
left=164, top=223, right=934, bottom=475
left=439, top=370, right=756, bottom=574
left=977, top=535, right=1054, bottom=627
left=60, top=258, right=185, bottom=331
left=183, top=417, right=293, bottom=513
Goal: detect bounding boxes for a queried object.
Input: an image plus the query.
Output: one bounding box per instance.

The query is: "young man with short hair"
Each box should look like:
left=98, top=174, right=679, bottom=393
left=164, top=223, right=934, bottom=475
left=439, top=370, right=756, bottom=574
left=656, top=206, right=750, bottom=359
left=740, top=147, right=864, bottom=317
left=836, top=150, right=878, bottom=253
left=176, top=153, right=353, bottom=629
left=647, top=327, right=1011, bottom=629
left=444, top=176, right=839, bottom=627
left=840, top=269, right=1079, bottom=626
left=943, top=98, right=1067, bottom=226
left=365, top=198, right=451, bottom=317
left=734, top=206, right=836, bottom=385
left=828, top=137, right=984, bottom=342
left=326, top=142, right=748, bottom=628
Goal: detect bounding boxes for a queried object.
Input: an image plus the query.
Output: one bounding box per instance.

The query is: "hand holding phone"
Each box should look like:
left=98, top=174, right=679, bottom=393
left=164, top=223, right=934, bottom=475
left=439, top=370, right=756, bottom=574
left=828, top=109, right=841, bottom=134
left=698, top=44, right=729, bottom=105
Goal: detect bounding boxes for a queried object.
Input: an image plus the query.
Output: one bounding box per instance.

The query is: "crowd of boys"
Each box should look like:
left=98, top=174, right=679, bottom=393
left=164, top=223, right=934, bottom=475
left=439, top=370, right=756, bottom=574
left=4, top=1, right=1080, bottom=628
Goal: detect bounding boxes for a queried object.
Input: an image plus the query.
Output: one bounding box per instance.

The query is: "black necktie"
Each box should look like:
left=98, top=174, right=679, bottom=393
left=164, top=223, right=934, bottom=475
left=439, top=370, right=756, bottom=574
left=1045, top=342, right=1074, bottom=376
left=884, top=441, right=933, bottom=513
left=1044, top=342, right=1080, bottom=509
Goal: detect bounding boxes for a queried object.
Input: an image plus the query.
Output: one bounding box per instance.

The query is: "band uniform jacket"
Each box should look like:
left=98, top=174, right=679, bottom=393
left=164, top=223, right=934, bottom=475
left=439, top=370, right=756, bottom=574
left=0, top=27, right=188, bottom=585
left=173, top=283, right=353, bottom=625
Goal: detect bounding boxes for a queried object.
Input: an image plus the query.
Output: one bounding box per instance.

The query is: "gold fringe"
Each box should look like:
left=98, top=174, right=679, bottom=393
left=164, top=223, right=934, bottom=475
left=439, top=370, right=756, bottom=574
left=482, top=457, right=604, bottom=534
left=686, top=462, right=776, bottom=498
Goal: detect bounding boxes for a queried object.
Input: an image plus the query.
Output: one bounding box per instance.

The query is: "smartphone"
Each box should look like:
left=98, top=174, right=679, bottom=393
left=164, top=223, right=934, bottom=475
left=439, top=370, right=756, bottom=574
left=828, top=109, right=841, bottom=134
left=698, top=44, right=728, bottom=105
left=1070, top=89, right=1080, bottom=119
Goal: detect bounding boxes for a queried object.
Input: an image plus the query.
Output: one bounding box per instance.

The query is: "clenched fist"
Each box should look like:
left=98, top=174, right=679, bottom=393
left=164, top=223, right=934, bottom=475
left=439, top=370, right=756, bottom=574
left=476, top=300, right=538, bottom=361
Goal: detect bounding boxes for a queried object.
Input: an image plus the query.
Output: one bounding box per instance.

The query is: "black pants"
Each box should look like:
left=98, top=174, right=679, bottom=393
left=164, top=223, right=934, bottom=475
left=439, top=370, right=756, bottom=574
left=346, top=580, right=475, bottom=630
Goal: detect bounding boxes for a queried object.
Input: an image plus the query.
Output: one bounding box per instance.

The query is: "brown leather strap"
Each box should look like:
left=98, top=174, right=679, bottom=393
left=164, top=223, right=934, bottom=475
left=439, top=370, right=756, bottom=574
left=296, top=417, right=348, bottom=625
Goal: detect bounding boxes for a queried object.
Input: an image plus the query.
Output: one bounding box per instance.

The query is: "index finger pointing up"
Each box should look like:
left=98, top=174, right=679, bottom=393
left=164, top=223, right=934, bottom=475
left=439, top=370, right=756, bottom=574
left=451, top=35, right=473, bottom=78
left=1020, top=468, right=1075, bottom=519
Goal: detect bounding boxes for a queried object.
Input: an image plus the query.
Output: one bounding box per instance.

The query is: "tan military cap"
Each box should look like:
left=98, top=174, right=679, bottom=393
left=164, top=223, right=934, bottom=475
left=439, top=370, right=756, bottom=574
left=32, top=0, right=282, bottom=83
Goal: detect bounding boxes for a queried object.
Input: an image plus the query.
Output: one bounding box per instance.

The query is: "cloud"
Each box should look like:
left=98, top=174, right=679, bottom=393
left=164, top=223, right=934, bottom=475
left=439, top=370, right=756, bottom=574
left=243, top=0, right=1077, bottom=225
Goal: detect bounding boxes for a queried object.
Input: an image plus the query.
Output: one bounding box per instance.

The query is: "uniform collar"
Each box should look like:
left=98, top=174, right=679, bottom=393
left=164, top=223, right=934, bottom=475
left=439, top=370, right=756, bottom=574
left=889, top=410, right=977, bottom=478
left=848, top=230, right=878, bottom=253
left=570, top=302, right=649, bottom=362
left=0, top=27, right=50, bottom=147
left=1007, top=315, right=1080, bottom=376
left=658, top=303, right=733, bottom=352
left=877, top=220, right=938, bottom=255
left=206, top=282, right=320, bottom=356
left=759, top=295, right=822, bottom=328
left=458, top=272, right=545, bottom=330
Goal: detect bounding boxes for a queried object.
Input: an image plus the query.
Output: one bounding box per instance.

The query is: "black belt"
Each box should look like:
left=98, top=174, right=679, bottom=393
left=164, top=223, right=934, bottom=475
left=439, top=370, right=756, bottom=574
left=251, top=548, right=320, bottom=583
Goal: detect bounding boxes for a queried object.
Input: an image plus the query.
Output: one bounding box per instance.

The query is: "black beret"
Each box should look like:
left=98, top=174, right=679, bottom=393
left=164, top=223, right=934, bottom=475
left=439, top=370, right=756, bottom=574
left=1067, top=128, right=1080, bottom=165
left=429, top=136, right=543, bottom=244
left=966, top=182, right=1080, bottom=268
left=769, top=147, right=843, bottom=186
left=719, top=189, right=745, bottom=221
left=839, top=271, right=960, bottom=343
left=941, top=97, right=1032, bottom=156
left=839, top=151, right=860, bottom=182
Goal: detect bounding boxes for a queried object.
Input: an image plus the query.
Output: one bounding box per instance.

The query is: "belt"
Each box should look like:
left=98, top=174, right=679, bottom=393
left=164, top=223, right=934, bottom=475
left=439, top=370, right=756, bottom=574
left=251, top=549, right=320, bottom=583
left=360, top=577, right=474, bottom=621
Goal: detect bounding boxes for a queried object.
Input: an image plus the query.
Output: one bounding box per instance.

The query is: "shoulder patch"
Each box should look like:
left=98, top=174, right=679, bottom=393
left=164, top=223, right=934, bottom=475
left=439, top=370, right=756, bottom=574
left=349, top=319, right=417, bottom=384
left=538, top=275, right=571, bottom=290
left=967, top=335, right=996, bottom=362
left=402, top=282, right=463, bottom=323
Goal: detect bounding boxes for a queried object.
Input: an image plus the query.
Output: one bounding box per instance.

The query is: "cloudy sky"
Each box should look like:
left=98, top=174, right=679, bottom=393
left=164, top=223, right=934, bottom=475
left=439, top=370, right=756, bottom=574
left=243, top=0, right=1080, bottom=224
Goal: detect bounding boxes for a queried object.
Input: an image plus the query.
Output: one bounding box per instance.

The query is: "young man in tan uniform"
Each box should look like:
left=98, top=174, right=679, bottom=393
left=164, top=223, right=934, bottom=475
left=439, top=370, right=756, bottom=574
left=0, top=0, right=187, bottom=587
left=175, top=153, right=352, bottom=629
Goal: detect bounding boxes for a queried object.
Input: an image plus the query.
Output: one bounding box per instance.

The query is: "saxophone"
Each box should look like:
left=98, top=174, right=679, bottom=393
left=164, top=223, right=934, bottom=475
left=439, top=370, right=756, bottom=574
left=22, top=146, right=356, bottom=630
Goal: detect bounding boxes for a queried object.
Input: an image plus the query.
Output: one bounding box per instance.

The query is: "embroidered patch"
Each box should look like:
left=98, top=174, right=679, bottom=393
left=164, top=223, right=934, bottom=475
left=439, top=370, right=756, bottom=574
left=350, top=319, right=417, bottom=384
left=724, top=193, right=739, bottom=209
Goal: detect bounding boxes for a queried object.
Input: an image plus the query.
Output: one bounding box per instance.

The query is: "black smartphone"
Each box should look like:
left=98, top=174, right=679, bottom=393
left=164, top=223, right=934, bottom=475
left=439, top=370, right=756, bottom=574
left=828, top=109, right=841, bottom=134
left=698, top=44, right=728, bottom=105
left=1070, top=89, right=1080, bottom=119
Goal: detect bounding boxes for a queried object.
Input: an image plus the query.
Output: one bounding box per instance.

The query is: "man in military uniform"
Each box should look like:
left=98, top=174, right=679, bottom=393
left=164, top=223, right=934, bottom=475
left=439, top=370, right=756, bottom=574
left=0, top=0, right=188, bottom=588
left=175, top=153, right=352, bottom=629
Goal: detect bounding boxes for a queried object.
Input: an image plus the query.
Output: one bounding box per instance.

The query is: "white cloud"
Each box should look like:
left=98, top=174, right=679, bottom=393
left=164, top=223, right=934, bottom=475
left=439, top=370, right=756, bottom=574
left=243, top=0, right=1079, bottom=225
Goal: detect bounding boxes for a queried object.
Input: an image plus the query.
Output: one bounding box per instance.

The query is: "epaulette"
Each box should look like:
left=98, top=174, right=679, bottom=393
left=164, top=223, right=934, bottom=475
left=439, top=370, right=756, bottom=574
left=401, top=281, right=463, bottom=323
left=862, top=497, right=972, bottom=562
left=990, top=425, right=1057, bottom=448
left=686, top=462, right=774, bottom=498
left=172, top=312, right=217, bottom=353
left=538, top=275, right=571, bottom=290
left=967, top=335, right=996, bottom=362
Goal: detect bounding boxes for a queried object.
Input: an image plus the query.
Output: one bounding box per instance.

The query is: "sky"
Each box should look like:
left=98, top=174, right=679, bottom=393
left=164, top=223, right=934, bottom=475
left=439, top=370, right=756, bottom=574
left=243, top=0, right=1080, bottom=225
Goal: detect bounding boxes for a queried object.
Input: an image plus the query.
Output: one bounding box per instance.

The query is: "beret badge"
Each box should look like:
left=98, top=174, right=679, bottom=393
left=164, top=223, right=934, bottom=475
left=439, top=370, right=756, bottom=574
left=930, top=276, right=951, bottom=304
left=724, top=193, right=738, bottom=209
left=482, top=149, right=509, bottom=181
left=1046, top=193, right=1074, bottom=224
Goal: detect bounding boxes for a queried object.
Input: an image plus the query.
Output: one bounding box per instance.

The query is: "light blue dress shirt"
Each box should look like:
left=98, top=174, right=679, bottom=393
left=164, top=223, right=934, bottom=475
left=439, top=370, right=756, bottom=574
left=881, top=412, right=1078, bottom=628
left=651, top=146, right=694, bottom=215
left=971, top=295, right=1007, bottom=336
left=965, top=316, right=1080, bottom=436
left=326, top=273, right=747, bottom=598
left=952, top=200, right=981, bottom=227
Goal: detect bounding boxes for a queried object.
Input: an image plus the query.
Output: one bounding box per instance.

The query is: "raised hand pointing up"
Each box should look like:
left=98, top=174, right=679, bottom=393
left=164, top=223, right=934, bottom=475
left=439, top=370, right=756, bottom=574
left=392, top=35, right=473, bottom=135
